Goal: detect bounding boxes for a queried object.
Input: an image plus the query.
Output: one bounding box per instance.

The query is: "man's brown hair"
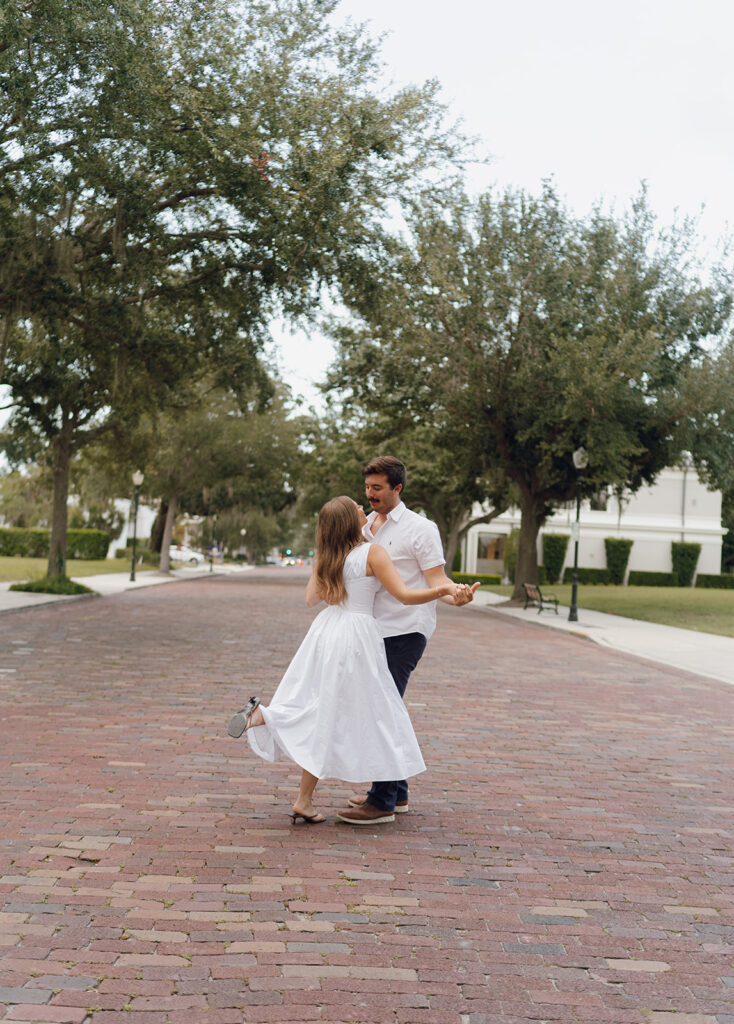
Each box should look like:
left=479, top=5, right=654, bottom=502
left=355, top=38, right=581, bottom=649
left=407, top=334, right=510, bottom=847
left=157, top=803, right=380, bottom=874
left=362, top=456, right=407, bottom=492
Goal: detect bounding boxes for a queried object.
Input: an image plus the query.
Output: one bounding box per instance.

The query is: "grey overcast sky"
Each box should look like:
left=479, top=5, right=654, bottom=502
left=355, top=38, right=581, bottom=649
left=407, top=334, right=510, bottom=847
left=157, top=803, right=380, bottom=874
left=272, top=0, right=734, bottom=405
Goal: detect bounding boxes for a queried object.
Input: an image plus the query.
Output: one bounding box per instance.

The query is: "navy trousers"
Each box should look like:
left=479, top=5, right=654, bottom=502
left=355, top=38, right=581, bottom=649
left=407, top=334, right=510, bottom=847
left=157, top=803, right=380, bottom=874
left=367, top=632, right=428, bottom=812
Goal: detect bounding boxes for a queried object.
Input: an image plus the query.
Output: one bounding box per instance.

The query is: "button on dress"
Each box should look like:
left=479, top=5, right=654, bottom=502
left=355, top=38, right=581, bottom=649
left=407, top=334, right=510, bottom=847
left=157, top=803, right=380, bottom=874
left=246, top=543, right=426, bottom=783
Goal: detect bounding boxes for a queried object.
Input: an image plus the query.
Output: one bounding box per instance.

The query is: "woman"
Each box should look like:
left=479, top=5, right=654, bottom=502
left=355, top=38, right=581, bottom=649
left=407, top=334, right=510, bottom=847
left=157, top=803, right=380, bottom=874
left=227, top=495, right=457, bottom=823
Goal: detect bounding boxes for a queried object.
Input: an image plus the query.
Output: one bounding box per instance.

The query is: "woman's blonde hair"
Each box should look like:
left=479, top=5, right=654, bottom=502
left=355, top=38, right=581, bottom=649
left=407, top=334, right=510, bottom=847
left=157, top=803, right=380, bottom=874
left=314, top=495, right=364, bottom=605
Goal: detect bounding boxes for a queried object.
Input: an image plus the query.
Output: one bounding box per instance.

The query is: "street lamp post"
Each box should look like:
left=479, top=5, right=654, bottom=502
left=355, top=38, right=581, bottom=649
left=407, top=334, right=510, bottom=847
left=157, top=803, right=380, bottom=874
left=568, top=447, right=588, bottom=623
left=129, top=470, right=144, bottom=582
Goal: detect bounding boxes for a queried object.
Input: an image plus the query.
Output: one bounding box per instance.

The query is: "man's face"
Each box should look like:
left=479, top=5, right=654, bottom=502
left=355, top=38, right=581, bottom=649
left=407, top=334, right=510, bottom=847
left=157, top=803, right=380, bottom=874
left=364, top=473, right=402, bottom=515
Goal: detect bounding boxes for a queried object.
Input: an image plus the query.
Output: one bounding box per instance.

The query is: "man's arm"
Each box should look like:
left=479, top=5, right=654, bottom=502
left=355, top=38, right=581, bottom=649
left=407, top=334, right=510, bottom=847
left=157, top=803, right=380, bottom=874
left=423, top=565, right=480, bottom=606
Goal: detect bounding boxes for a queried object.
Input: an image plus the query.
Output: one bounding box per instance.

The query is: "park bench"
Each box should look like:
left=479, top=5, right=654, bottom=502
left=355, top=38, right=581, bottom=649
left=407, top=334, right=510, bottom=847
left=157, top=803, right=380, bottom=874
left=522, top=582, right=559, bottom=614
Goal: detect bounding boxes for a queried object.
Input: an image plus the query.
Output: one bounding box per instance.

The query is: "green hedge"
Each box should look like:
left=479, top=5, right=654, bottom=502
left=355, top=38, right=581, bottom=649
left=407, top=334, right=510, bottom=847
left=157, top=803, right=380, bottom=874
left=671, top=541, right=701, bottom=588
left=116, top=545, right=160, bottom=566
left=562, top=566, right=611, bottom=584
left=542, top=533, right=569, bottom=584
left=0, top=527, right=110, bottom=560
left=0, top=527, right=49, bottom=557
left=628, top=570, right=678, bottom=587
left=695, top=573, right=734, bottom=589
left=452, top=572, right=502, bottom=585
left=604, top=537, right=634, bottom=585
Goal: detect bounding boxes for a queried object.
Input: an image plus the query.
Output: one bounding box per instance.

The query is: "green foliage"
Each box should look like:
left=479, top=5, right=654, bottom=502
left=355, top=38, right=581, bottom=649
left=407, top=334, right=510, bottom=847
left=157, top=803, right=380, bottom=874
left=452, top=572, right=502, bottom=585
left=671, top=541, right=701, bottom=587
left=562, top=566, right=612, bottom=584
left=628, top=571, right=678, bottom=587
left=0, top=528, right=49, bottom=557
left=503, top=528, right=520, bottom=584
left=9, top=576, right=94, bottom=595
left=1, top=0, right=457, bottom=575
left=0, top=527, right=108, bottom=559
left=0, top=468, right=53, bottom=527
left=542, top=533, right=570, bottom=584
left=66, top=530, right=110, bottom=560
left=695, top=573, right=734, bottom=589
left=604, top=537, right=634, bottom=585
left=116, top=546, right=159, bottom=566
left=325, top=182, right=733, bottom=601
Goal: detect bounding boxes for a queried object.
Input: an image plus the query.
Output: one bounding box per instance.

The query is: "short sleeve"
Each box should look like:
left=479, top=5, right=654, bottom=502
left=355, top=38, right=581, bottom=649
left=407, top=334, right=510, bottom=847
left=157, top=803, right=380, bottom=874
left=412, top=518, right=445, bottom=571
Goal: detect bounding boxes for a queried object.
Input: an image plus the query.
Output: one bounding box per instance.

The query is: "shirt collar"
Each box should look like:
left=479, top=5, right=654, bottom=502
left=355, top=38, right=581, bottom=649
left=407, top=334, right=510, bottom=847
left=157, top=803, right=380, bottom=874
left=366, top=500, right=405, bottom=525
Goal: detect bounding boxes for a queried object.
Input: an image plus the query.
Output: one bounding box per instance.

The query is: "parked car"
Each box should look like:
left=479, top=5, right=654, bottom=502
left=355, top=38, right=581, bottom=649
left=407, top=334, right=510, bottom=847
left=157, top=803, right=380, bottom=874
left=169, top=544, right=206, bottom=565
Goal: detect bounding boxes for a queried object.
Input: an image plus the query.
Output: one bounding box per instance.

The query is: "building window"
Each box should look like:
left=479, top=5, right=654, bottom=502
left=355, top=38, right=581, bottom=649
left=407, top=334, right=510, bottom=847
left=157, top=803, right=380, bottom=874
left=477, top=533, right=506, bottom=573
left=589, top=489, right=609, bottom=512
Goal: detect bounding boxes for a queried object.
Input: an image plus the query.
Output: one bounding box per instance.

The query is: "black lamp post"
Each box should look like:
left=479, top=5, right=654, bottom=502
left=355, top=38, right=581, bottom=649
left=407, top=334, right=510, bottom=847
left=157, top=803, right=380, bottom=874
left=568, top=447, right=588, bottom=622
left=129, top=470, right=144, bottom=582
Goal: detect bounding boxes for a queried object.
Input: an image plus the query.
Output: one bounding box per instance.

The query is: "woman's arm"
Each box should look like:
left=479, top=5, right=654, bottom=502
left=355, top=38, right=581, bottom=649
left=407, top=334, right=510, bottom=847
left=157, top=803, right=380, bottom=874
left=305, top=571, right=324, bottom=607
left=367, top=544, right=457, bottom=605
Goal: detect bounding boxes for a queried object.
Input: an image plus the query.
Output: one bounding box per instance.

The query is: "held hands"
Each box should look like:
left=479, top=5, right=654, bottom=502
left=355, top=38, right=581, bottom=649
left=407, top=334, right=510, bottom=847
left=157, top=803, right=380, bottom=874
left=451, top=581, right=480, bottom=606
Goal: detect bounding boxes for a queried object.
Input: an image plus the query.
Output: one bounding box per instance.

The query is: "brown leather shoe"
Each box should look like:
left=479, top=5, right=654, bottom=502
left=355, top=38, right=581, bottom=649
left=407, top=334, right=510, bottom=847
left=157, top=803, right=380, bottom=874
left=337, top=803, right=395, bottom=825
left=348, top=795, right=409, bottom=813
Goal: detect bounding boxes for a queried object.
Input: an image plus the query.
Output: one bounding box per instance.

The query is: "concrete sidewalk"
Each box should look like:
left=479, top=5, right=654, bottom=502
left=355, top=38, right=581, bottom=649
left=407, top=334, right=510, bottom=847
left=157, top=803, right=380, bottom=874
left=0, top=562, right=253, bottom=614
left=472, top=588, right=734, bottom=687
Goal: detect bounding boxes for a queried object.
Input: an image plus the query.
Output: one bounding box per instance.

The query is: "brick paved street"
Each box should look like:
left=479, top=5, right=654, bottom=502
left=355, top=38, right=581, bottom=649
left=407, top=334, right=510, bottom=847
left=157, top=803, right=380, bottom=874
left=0, top=572, right=733, bottom=1024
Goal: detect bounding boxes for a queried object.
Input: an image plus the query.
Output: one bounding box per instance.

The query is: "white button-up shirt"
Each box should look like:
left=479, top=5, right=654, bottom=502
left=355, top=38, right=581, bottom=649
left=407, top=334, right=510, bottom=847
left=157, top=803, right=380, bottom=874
left=362, top=501, right=445, bottom=640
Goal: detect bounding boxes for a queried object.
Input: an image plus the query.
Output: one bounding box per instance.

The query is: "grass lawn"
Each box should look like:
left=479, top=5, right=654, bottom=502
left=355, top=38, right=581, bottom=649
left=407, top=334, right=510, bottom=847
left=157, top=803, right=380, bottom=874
left=0, top=556, right=139, bottom=583
left=481, top=582, right=734, bottom=638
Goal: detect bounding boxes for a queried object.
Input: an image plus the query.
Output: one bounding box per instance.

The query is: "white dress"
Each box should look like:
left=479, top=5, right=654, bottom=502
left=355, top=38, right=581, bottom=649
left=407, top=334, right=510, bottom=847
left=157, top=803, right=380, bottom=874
left=247, top=544, right=426, bottom=783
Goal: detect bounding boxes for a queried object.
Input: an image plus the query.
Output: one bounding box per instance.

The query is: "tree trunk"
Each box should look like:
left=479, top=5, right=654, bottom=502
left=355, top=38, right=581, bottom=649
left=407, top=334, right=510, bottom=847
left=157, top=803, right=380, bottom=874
left=158, top=494, right=177, bottom=572
left=47, top=422, right=74, bottom=578
left=444, top=524, right=463, bottom=576
left=511, top=495, right=545, bottom=600
left=148, top=501, right=168, bottom=552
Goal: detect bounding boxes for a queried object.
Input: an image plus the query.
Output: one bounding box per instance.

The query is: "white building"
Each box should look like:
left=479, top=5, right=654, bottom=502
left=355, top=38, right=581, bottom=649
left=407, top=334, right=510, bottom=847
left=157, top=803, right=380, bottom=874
left=108, top=498, right=157, bottom=557
left=462, top=467, right=724, bottom=580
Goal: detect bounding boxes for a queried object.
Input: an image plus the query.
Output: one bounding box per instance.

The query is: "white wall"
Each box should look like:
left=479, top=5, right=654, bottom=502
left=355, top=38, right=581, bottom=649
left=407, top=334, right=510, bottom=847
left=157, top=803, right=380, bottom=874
left=463, top=467, right=725, bottom=580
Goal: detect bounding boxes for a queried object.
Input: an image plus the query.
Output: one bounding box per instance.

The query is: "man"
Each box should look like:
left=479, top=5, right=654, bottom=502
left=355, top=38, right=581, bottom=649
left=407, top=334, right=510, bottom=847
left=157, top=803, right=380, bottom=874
left=337, top=456, right=479, bottom=825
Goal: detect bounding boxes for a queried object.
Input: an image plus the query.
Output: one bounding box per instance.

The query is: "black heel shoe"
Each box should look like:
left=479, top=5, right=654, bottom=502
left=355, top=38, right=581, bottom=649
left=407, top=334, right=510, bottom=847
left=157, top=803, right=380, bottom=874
left=226, top=697, right=260, bottom=738
left=290, top=811, right=326, bottom=824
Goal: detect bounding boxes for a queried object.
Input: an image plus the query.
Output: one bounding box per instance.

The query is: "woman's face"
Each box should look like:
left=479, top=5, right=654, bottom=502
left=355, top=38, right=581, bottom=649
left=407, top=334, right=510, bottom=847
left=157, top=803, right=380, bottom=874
left=351, top=499, right=368, bottom=528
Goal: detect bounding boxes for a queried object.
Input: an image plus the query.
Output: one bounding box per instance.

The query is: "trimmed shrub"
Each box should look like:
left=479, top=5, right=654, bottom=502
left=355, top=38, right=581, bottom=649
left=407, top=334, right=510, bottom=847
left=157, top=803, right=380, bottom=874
left=116, top=545, right=159, bottom=566
left=0, top=527, right=109, bottom=560
left=66, top=529, right=110, bottom=560
left=604, top=537, right=634, bottom=585
left=628, top=570, right=678, bottom=587
left=452, top=572, right=502, bottom=585
left=0, top=527, right=49, bottom=557
left=695, top=573, right=734, bottom=589
left=9, top=576, right=95, bottom=595
left=671, top=541, right=701, bottom=587
left=562, top=566, right=612, bottom=584
left=542, top=533, right=569, bottom=584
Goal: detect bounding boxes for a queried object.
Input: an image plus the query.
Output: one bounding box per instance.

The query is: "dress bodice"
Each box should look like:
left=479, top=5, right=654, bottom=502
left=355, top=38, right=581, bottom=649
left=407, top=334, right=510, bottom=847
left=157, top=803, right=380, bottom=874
left=342, top=543, right=379, bottom=615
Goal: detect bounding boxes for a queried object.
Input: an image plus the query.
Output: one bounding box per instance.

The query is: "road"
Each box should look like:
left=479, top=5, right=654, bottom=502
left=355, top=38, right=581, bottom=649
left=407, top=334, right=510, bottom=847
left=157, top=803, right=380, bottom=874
left=0, top=571, right=732, bottom=1023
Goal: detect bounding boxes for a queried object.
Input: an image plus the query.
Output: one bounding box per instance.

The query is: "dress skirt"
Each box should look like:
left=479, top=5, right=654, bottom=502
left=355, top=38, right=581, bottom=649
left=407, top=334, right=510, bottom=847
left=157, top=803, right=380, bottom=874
left=247, top=604, right=426, bottom=783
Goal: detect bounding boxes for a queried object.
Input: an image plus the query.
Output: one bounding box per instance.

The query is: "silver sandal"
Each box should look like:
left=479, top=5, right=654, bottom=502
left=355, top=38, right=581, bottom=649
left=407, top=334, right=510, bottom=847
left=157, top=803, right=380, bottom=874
left=226, top=696, right=260, bottom=738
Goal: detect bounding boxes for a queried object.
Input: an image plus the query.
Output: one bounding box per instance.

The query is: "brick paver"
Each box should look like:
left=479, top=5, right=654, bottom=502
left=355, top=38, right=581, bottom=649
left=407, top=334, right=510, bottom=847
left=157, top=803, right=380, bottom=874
left=0, top=572, right=732, bottom=1024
